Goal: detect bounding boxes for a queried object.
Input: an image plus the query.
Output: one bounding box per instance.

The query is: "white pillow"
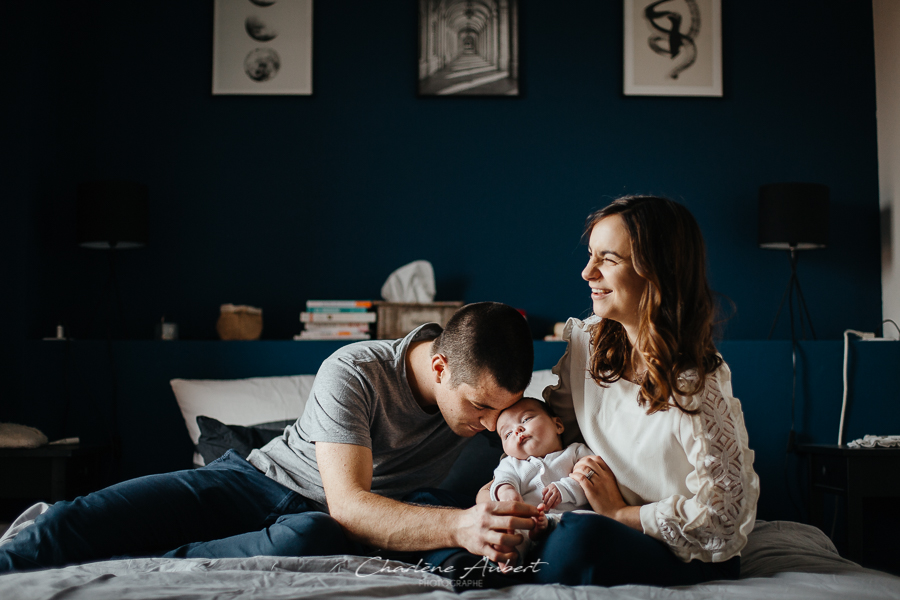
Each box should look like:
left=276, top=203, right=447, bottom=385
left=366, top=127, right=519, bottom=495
left=525, top=369, right=559, bottom=401
left=170, top=375, right=315, bottom=466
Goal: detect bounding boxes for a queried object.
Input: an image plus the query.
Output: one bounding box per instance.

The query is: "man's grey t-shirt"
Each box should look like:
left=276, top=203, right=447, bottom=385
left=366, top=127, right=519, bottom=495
left=248, top=323, right=469, bottom=508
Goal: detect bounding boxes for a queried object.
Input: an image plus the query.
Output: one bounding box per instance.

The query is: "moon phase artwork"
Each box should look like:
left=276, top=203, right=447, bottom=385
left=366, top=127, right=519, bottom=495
left=245, top=16, right=279, bottom=42
left=244, top=48, right=281, bottom=82
left=212, top=0, right=312, bottom=95
left=623, top=0, right=721, bottom=97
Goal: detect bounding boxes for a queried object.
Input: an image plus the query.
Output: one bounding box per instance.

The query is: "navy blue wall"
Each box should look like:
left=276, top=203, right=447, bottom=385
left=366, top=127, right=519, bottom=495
left=1, top=0, right=882, bottom=346
left=0, top=1, right=892, bottom=529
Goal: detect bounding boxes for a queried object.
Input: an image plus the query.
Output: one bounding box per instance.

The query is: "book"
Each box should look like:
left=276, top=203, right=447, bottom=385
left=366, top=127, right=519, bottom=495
left=301, top=312, right=377, bottom=323
left=306, top=306, right=370, bottom=313
left=294, top=332, right=371, bottom=340
left=306, top=300, right=373, bottom=309
left=302, top=323, right=371, bottom=333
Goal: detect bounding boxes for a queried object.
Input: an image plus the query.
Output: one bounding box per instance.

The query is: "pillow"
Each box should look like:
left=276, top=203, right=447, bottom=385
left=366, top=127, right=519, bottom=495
left=196, top=416, right=293, bottom=465
left=0, top=423, right=48, bottom=449
left=524, top=369, right=558, bottom=400
left=170, top=375, right=315, bottom=466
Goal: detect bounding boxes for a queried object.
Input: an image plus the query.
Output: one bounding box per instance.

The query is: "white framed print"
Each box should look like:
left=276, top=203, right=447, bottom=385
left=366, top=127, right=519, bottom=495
left=212, top=0, right=313, bottom=95
left=623, top=0, right=722, bottom=97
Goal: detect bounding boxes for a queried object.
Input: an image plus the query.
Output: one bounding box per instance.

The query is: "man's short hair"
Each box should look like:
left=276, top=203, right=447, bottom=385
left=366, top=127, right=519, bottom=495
left=430, top=302, right=533, bottom=393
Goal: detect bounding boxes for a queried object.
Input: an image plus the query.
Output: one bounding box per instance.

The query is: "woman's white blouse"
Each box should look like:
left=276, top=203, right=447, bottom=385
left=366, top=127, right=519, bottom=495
left=545, top=317, right=760, bottom=563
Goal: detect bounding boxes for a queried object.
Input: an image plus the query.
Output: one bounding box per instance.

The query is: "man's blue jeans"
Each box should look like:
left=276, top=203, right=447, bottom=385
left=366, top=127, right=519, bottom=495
left=0, top=451, right=357, bottom=573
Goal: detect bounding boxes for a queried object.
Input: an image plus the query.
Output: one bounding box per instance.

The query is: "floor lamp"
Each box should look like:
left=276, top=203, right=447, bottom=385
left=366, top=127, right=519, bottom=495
left=758, top=182, right=829, bottom=341
left=76, top=181, right=148, bottom=473
left=758, top=182, right=828, bottom=459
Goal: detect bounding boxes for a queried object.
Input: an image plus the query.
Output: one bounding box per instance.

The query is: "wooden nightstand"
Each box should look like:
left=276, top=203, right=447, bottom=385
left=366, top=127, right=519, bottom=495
left=0, top=443, right=110, bottom=520
left=796, top=444, right=900, bottom=574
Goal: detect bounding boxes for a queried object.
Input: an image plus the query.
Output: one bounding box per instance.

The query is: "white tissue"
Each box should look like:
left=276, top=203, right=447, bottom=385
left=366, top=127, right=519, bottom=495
left=381, top=260, right=436, bottom=303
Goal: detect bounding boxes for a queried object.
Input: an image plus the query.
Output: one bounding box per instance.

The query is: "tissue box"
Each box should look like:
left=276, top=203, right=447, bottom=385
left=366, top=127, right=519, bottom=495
left=373, top=301, right=463, bottom=339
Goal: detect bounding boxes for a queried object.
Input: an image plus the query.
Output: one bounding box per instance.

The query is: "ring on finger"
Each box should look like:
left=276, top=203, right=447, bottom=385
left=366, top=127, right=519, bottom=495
left=586, top=468, right=594, bottom=481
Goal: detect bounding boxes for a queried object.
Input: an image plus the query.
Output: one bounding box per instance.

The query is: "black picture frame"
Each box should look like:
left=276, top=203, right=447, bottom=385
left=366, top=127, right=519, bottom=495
left=417, top=0, right=520, bottom=96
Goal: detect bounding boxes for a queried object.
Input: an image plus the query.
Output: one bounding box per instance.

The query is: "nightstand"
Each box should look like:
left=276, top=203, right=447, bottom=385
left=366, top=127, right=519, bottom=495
left=796, top=444, right=900, bottom=574
left=0, top=443, right=110, bottom=520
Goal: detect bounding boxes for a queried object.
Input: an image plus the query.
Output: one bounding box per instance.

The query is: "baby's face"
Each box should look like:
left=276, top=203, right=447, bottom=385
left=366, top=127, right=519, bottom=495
left=497, top=398, right=564, bottom=460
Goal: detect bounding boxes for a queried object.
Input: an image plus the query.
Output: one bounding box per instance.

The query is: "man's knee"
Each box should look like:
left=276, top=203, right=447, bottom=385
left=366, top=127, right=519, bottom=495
left=271, top=512, right=355, bottom=556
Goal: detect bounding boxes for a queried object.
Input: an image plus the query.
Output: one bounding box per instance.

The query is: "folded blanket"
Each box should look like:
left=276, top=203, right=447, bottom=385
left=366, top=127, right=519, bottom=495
left=847, top=435, right=900, bottom=448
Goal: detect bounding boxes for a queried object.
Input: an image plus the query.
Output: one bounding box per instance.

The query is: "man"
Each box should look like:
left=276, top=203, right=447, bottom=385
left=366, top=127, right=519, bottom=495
left=0, top=302, right=539, bottom=572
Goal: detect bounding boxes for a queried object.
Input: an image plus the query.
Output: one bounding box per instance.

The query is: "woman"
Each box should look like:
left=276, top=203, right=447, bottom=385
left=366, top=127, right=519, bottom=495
left=476, top=196, right=759, bottom=587
left=532, top=195, right=760, bottom=586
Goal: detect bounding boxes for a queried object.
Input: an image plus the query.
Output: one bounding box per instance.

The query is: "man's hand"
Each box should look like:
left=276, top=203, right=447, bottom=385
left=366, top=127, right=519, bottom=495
left=453, top=501, right=541, bottom=565
left=541, top=483, right=562, bottom=510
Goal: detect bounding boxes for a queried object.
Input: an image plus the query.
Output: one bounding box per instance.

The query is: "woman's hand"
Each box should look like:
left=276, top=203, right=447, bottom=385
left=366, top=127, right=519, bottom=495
left=572, top=455, right=626, bottom=517
left=572, top=456, right=644, bottom=531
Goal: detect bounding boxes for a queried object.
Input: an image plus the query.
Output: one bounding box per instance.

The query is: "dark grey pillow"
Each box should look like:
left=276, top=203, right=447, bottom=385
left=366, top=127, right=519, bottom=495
left=439, top=430, right=504, bottom=504
left=196, top=416, right=293, bottom=465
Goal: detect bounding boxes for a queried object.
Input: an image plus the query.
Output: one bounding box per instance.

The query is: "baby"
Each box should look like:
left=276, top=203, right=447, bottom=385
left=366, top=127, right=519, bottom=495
left=490, top=397, right=593, bottom=559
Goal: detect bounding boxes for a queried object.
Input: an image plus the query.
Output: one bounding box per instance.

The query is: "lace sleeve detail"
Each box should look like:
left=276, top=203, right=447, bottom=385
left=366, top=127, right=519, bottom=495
left=640, top=365, right=760, bottom=563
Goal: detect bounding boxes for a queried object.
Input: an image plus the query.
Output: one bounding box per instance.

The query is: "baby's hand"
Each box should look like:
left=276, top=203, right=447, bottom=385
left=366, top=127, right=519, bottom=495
left=494, top=483, right=523, bottom=503
left=542, top=483, right=562, bottom=510
left=529, top=504, right=549, bottom=541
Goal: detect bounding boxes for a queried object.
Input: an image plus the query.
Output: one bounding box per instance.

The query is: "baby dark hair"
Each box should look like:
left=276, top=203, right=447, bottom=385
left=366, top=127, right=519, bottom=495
left=496, top=397, right=557, bottom=443
left=522, top=396, right=557, bottom=418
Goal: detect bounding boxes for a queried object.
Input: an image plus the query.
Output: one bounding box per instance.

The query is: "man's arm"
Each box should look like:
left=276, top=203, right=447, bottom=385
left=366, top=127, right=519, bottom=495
left=317, top=442, right=540, bottom=563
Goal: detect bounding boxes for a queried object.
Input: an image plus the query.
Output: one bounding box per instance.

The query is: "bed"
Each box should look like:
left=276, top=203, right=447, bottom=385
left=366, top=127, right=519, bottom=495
left=2, top=520, right=899, bottom=599
left=2, top=372, right=899, bottom=599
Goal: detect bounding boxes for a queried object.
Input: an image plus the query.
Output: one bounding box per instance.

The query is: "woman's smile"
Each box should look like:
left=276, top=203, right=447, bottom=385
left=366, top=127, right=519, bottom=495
left=582, top=215, right=647, bottom=337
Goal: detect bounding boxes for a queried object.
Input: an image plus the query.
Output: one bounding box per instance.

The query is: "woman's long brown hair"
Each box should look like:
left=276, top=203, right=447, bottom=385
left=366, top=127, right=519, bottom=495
left=584, top=196, right=722, bottom=414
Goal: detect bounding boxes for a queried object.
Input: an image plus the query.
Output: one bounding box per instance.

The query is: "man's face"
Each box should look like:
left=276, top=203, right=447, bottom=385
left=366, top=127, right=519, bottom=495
left=434, top=368, right=522, bottom=437
left=497, top=398, right=564, bottom=460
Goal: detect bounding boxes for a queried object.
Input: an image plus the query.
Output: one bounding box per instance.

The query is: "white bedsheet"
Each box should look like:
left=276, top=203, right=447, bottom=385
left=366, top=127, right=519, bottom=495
left=1, top=521, right=898, bottom=600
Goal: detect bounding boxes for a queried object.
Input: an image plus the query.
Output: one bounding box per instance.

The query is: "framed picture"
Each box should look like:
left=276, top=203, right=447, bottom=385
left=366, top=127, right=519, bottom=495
left=623, top=0, right=722, bottom=97
left=417, top=0, right=520, bottom=96
left=212, top=0, right=313, bottom=95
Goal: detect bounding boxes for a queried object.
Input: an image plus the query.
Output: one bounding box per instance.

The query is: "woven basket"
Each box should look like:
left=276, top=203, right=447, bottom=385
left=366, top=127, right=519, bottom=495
left=216, top=304, right=263, bottom=340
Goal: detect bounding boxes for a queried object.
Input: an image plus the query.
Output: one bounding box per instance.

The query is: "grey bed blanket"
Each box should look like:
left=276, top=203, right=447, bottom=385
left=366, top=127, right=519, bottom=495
left=1, top=521, right=899, bottom=600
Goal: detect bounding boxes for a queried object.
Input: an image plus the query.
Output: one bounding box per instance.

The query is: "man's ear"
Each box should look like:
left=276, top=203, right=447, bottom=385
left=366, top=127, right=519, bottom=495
left=431, top=354, right=450, bottom=384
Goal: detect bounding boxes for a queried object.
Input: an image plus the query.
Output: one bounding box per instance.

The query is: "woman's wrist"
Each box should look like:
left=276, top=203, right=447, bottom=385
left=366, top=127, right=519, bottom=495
left=613, top=505, right=643, bottom=531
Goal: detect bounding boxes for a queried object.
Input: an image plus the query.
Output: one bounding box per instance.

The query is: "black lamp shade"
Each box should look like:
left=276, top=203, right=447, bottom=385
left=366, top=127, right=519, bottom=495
left=758, top=182, right=829, bottom=250
left=77, top=181, right=149, bottom=249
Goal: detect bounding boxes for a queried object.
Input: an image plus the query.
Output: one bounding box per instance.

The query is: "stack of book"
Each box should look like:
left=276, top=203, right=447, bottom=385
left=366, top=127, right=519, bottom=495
left=295, top=300, right=376, bottom=340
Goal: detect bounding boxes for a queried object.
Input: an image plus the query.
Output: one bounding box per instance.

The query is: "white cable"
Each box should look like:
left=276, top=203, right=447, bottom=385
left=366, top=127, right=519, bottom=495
left=839, top=329, right=874, bottom=445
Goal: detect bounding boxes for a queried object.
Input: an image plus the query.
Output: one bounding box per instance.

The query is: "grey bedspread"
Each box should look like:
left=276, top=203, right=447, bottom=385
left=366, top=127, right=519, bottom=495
left=1, top=521, right=898, bottom=600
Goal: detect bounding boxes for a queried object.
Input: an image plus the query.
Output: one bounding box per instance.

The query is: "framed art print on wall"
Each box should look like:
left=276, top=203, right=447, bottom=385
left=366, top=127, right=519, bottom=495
left=212, top=0, right=313, bottom=95
left=623, top=0, right=722, bottom=97
left=418, top=0, right=520, bottom=96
